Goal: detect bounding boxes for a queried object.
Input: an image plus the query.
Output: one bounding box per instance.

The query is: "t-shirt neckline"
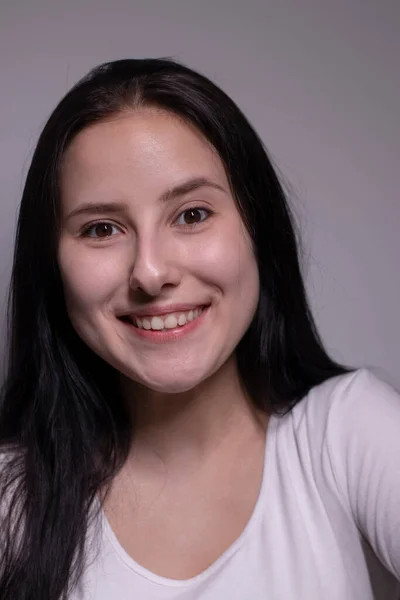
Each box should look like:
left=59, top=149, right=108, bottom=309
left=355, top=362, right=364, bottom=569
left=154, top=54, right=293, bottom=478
left=100, top=413, right=278, bottom=588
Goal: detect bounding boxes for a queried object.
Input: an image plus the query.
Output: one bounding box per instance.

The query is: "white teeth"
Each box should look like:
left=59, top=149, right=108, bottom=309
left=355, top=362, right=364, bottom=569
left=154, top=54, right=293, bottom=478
left=177, top=313, right=187, bottom=326
left=164, top=314, right=178, bottom=329
left=151, top=316, right=164, bottom=330
left=142, top=318, right=151, bottom=330
left=132, top=307, right=204, bottom=331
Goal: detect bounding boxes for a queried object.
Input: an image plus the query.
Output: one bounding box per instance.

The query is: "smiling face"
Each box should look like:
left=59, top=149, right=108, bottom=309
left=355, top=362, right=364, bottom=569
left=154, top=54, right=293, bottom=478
left=58, top=108, right=259, bottom=394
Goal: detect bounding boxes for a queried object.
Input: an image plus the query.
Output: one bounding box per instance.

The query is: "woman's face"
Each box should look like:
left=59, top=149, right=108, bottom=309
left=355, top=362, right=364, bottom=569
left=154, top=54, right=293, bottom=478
left=58, top=108, right=259, bottom=393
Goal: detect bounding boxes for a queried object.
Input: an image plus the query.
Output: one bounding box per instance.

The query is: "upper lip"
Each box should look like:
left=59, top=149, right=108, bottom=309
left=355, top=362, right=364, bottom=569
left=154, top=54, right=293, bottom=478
left=120, top=303, right=208, bottom=318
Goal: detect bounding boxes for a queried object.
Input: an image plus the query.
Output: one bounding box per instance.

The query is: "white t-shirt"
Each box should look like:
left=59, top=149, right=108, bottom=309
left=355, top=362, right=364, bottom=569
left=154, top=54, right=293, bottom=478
left=71, top=369, right=400, bottom=599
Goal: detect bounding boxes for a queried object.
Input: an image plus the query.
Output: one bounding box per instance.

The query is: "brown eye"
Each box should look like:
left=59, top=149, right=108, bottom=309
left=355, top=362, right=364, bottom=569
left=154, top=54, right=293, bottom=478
left=94, top=223, right=113, bottom=237
left=82, top=222, right=121, bottom=239
left=176, top=207, right=210, bottom=226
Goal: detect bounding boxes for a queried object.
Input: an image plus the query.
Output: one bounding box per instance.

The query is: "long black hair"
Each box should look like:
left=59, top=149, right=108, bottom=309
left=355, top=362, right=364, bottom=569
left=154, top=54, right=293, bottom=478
left=0, top=58, right=350, bottom=599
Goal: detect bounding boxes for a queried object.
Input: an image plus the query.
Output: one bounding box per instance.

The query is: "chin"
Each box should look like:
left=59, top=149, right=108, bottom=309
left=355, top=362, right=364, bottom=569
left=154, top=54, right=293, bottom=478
left=147, top=381, right=200, bottom=395
left=141, top=373, right=207, bottom=395
left=121, top=363, right=215, bottom=395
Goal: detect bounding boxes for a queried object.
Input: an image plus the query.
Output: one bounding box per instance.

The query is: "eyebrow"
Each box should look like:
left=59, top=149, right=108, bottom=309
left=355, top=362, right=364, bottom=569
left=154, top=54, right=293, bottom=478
left=65, top=177, right=226, bottom=220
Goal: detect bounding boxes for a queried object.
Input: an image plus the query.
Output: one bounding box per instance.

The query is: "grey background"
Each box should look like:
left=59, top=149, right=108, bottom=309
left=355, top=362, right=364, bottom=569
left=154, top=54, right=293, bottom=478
left=1, top=0, right=399, bottom=387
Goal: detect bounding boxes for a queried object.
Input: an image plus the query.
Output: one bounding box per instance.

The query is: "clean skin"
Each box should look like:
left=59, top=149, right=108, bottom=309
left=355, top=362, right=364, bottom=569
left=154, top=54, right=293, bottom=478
left=58, top=108, right=268, bottom=578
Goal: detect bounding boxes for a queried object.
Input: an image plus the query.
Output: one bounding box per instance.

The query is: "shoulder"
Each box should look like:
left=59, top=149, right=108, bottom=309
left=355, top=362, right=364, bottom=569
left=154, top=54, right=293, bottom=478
left=281, top=369, right=400, bottom=500
left=290, top=368, right=400, bottom=434
left=299, top=370, right=400, bottom=580
left=319, top=369, right=400, bottom=473
left=289, top=369, right=400, bottom=512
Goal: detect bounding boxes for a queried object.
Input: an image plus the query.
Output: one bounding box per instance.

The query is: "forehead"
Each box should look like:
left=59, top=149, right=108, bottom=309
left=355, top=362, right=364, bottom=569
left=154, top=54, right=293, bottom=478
left=60, top=108, right=228, bottom=199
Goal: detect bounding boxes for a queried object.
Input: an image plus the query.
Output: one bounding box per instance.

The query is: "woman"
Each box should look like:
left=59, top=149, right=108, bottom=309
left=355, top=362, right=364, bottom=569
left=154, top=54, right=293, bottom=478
left=0, top=58, right=399, bottom=600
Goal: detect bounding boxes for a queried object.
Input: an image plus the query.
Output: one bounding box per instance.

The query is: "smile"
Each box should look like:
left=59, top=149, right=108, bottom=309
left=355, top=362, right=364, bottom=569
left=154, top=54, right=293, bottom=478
left=121, top=306, right=206, bottom=332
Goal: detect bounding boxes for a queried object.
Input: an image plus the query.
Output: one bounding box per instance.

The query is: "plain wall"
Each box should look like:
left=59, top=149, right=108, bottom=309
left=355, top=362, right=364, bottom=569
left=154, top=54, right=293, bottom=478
left=0, top=0, right=399, bottom=387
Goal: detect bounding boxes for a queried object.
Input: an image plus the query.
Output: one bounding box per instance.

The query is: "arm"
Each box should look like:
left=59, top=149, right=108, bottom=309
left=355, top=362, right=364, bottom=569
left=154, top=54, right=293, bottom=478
left=325, top=369, right=400, bottom=579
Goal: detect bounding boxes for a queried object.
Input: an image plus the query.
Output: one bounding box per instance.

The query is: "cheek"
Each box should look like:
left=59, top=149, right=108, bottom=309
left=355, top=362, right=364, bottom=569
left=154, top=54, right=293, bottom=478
left=191, top=224, right=259, bottom=312
left=58, top=242, right=125, bottom=316
left=229, top=246, right=260, bottom=324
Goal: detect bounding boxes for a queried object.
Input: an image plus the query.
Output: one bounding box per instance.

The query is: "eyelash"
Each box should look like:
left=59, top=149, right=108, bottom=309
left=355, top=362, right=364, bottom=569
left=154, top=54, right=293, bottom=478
left=80, top=206, right=212, bottom=240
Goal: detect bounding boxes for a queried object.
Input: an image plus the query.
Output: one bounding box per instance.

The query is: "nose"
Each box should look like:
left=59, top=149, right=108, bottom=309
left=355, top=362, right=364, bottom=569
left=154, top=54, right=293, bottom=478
left=129, top=235, right=182, bottom=297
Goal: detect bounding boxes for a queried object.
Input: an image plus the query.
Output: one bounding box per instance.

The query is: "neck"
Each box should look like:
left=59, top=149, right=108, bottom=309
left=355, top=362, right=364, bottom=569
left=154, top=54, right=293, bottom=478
left=120, top=355, right=267, bottom=471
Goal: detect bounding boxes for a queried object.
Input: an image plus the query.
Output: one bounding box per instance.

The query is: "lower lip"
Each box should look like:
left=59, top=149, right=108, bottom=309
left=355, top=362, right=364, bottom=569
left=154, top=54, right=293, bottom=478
left=119, top=306, right=210, bottom=343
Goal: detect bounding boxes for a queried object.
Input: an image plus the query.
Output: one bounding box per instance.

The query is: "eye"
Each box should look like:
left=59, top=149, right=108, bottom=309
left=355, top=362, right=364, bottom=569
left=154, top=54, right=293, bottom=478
left=175, top=207, right=211, bottom=226
left=81, top=222, right=122, bottom=239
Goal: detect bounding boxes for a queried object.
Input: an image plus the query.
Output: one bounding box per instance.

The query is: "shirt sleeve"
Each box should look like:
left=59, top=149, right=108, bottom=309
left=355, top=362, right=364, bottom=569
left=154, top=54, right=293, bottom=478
left=324, top=369, right=400, bottom=580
